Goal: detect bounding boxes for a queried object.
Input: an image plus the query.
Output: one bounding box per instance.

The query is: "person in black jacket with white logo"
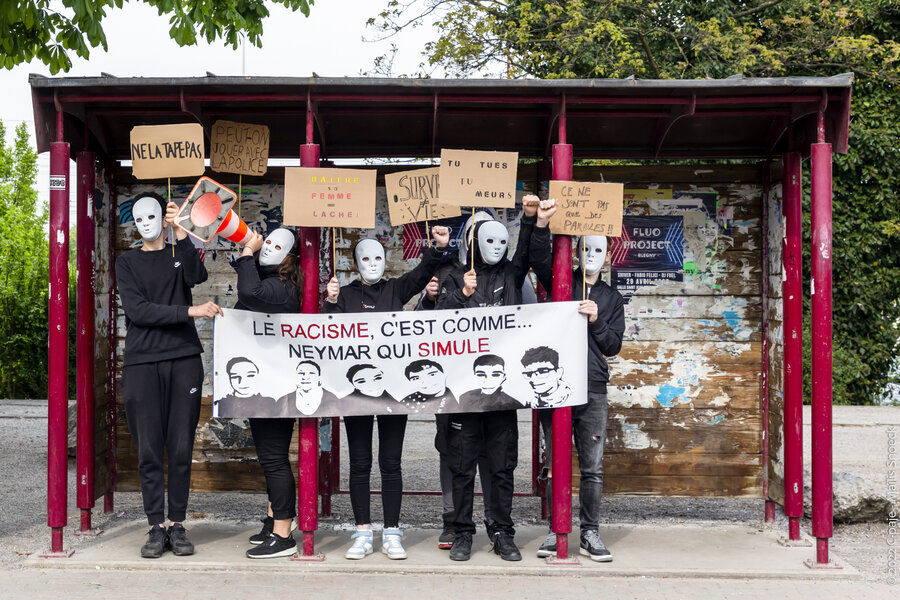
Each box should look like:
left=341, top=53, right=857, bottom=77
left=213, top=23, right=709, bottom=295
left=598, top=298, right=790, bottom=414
left=324, top=226, right=450, bottom=561
left=528, top=202, right=625, bottom=563
left=230, top=227, right=305, bottom=559
left=434, top=199, right=546, bottom=562
left=117, top=192, right=221, bottom=559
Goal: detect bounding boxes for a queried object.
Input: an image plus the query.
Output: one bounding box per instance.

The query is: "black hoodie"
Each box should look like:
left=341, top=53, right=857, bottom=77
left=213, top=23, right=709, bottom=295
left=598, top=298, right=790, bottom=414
left=233, top=255, right=301, bottom=314
left=436, top=215, right=537, bottom=309
left=324, top=244, right=448, bottom=314
left=529, top=223, right=625, bottom=392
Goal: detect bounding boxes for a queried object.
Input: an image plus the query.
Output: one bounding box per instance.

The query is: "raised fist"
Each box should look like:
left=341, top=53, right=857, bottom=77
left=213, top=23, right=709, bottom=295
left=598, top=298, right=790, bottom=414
left=326, top=277, right=340, bottom=303
left=522, top=194, right=540, bottom=217
left=462, top=269, right=478, bottom=297
left=536, top=198, right=559, bottom=227
left=432, top=225, right=450, bottom=248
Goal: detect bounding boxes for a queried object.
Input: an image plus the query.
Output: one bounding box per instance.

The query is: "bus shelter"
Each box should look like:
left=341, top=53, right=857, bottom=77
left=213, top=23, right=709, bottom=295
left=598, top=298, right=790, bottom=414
left=29, top=73, right=852, bottom=565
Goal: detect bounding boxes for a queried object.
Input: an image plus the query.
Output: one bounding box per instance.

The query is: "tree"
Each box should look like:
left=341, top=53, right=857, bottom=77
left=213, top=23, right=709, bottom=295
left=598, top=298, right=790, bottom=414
left=0, top=120, right=47, bottom=398
left=0, top=0, right=314, bottom=74
left=371, top=0, right=900, bottom=404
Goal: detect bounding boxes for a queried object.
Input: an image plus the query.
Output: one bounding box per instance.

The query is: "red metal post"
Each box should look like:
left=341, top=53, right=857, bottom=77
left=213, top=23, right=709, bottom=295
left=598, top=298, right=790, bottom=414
left=550, top=138, right=574, bottom=560
left=810, top=138, right=833, bottom=564
left=47, top=114, right=70, bottom=554
left=782, top=151, right=804, bottom=540
left=296, top=131, right=322, bottom=557
left=76, top=151, right=96, bottom=532
left=105, top=163, right=117, bottom=514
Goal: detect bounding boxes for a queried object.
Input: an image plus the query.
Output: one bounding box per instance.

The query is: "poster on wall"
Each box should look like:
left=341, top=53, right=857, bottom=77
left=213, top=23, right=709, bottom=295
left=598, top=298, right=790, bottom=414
left=385, top=167, right=461, bottom=225
left=210, top=120, right=270, bottom=176
left=438, top=149, right=518, bottom=208
left=213, top=303, right=588, bottom=418
left=129, top=123, right=206, bottom=180
left=283, top=167, right=377, bottom=228
left=609, top=215, right=684, bottom=300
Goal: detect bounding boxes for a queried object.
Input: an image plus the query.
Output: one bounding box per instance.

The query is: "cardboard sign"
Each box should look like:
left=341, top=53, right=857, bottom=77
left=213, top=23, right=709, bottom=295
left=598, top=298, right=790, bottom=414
left=129, top=123, right=205, bottom=180
left=210, top=120, right=270, bottom=176
left=548, top=180, right=624, bottom=237
left=438, top=149, right=518, bottom=208
left=385, top=167, right=461, bottom=226
left=283, top=167, right=377, bottom=228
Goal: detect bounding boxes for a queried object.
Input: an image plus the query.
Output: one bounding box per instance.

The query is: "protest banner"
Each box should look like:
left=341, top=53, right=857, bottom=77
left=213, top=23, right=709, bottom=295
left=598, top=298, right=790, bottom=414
left=213, top=302, right=588, bottom=418
left=129, top=123, right=205, bottom=179
left=210, top=120, right=270, bottom=176
left=283, top=167, right=377, bottom=228
left=438, top=149, right=518, bottom=208
left=548, top=180, right=624, bottom=236
left=385, top=167, right=461, bottom=225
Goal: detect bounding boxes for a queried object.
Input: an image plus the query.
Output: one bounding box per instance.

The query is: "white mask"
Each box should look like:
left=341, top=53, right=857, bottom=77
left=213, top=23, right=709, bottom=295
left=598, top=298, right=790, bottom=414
left=477, top=221, right=509, bottom=265
left=580, top=235, right=608, bottom=275
left=355, top=239, right=385, bottom=284
left=133, top=196, right=163, bottom=241
left=259, top=228, right=295, bottom=267
left=459, top=210, right=496, bottom=265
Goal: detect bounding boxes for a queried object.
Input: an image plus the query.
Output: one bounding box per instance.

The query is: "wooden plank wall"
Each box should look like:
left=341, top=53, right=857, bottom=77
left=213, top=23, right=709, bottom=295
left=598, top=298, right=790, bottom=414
left=765, top=168, right=786, bottom=505
left=103, top=164, right=770, bottom=498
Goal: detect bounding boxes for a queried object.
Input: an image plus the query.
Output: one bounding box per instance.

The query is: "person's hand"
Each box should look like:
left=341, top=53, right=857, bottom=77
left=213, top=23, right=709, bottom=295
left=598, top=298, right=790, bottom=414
left=326, top=277, right=340, bottom=303
left=425, top=276, right=439, bottom=300
left=578, top=299, right=598, bottom=323
left=462, top=269, right=477, bottom=297
left=243, top=232, right=263, bottom=255
left=432, top=225, right=450, bottom=248
left=188, top=301, right=223, bottom=319
left=522, top=194, right=540, bottom=217
left=536, top=198, right=558, bottom=228
left=165, top=201, right=187, bottom=239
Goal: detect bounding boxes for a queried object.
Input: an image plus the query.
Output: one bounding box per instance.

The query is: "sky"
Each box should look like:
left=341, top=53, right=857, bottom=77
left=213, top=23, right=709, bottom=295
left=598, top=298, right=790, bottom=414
left=0, top=0, right=443, bottom=213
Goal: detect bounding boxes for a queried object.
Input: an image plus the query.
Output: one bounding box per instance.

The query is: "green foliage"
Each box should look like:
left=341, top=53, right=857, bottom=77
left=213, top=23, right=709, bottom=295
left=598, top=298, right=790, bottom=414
left=0, top=121, right=47, bottom=398
left=0, top=0, right=314, bottom=74
left=372, top=0, right=900, bottom=404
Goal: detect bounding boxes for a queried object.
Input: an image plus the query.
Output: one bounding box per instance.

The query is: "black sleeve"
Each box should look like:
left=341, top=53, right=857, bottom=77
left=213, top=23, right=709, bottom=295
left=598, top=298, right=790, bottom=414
left=391, top=245, right=448, bottom=305
left=323, top=287, right=347, bottom=313
left=174, top=237, right=208, bottom=286
left=528, top=222, right=554, bottom=293
left=590, top=289, right=625, bottom=357
left=416, top=293, right=437, bottom=311
left=235, top=255, right=294, bottom=312
left=116, top=256, right=189, bottom=327
left=511, top=214, right=536, bottom=287
left=436, top=271, right=470, bottom=309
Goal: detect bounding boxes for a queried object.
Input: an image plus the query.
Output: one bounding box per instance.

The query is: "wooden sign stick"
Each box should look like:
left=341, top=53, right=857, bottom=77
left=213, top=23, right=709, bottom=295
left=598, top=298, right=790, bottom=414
left=331, top=227, right=337, bottom=278
left=168, top=177, right=174, bottom=257
left=425, top=217, right=431, bottom=248
left=238, top=174, right=242, bottom=218
left=582, top=236, right=587, bottom=301
left=470, top=208, right=476, bottom=267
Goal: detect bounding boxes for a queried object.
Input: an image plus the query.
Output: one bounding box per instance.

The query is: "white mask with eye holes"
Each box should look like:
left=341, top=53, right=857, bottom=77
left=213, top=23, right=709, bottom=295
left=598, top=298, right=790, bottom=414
left=259, top=228, right=295, bottom=267
left=133, top=196, right=163, bottom=241
left=477, top=221, right=509, bottom=265
left=579, top=235, right=608, bottom=275
left=355, top=238, right=385, bottom=284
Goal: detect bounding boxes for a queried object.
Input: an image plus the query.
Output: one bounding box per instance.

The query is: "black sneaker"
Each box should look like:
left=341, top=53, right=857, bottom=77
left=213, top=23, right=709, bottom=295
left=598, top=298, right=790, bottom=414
left=140, top=525, right=167, bottom=559
left=246, top=532, right=297, bottom=559
left=536, top=531, right=557, bottom=558
left=492, top=532, right=522, bottom=561
left=166, top=523, right=195, bottom=556
left=580, top=529, right=612, bottom=562
left=449, top=532, right=473, bottom=561
left=249, top=516, right=274, bottom=545
left=438, top=527, right=455, bottom=550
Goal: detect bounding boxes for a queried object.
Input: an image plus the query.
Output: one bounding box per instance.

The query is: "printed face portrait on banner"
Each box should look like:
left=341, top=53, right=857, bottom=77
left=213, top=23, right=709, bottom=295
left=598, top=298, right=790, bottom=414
left=405, top=360, right=446, bottom=395
left=477, top=220, right=509, bottom=265
left=580, top=235, right=608, bottom=275
left=259, top=228, right=295, bottom=266
left=521, top=346, right=570, bottom=408
left=227, top=357, right=260, bottom=398
left=355, top=238, right=386, bottom=284
left=133, top=194, right=164, bottom=241
left=347, top=364, right=387, bottom=398
left=295, top=360, right=322, bottom=394
left=473, top=355, right=507, bottom=394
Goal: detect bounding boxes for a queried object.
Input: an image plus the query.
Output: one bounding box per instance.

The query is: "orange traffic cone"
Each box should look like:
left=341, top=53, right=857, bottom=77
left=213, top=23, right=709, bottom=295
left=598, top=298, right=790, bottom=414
left=174, top=176, right=253, bottom=245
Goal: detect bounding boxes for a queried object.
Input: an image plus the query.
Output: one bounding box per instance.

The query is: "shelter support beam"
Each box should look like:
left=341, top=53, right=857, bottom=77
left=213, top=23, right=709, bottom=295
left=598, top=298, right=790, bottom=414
left=76, top=151, right=97, bottom=532
left=105, top=162, right=118, bottom=514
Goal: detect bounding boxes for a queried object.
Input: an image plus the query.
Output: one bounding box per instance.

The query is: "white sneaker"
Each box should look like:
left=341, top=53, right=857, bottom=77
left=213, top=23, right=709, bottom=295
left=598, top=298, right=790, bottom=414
left=344, top=530, right=374, bottom=560
left=381, top=528, right=407, bottom=560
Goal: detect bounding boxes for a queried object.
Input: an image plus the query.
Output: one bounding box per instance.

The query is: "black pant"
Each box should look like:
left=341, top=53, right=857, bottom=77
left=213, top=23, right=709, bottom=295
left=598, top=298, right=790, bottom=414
left=249, top=417, right=297, bottom=520
left=344, top=414, right=408, bottom=527
left=446, top=409, right=518, bottom=536
left=122, top=356, right=203, bottom=526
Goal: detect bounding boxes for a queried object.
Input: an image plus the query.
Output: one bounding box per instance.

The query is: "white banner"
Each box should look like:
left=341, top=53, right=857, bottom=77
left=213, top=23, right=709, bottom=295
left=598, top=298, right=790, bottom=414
left=213, top=303, right=588, bottom=418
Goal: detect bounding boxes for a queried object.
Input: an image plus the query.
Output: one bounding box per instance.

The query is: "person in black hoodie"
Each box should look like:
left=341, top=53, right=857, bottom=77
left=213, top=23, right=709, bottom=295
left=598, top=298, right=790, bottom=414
left=231, top=227, right=305, bottom=559
left=117, top=192, right=221, bottom=559
left=324, top=226, right=450, bottom=560
left=435, top=199, right=545, bottom=562
left=528, top=202, right=625, bottom=563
